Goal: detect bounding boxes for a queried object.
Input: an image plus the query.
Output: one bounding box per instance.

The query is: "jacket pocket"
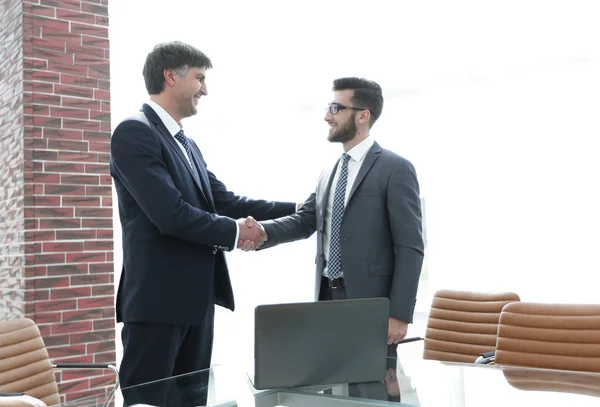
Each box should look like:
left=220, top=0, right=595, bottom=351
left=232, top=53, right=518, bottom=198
left=369, top=264, right=393, bottom=276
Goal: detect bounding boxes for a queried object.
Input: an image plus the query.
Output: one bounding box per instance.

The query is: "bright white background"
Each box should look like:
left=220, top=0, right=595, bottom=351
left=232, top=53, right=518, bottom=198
left=109, top=0, right=600, bottom=372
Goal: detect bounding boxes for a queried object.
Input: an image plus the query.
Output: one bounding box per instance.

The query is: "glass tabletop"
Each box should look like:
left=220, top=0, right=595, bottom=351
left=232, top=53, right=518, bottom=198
left=296, top=357, right=600, bottom=407
left=51, top=342, right=600, bottom=407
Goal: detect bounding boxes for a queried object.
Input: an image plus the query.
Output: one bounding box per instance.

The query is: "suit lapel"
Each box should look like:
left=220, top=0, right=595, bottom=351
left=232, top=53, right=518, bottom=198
left=189, top=146, right=216, bottom=212
left=141, top=104, right=211, bottom=205
left=348, top=142, right=382, bottom=203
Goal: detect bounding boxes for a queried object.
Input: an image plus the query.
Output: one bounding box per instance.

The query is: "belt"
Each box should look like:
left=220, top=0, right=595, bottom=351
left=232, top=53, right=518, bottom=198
left=328, top=277, right=345, bottom=289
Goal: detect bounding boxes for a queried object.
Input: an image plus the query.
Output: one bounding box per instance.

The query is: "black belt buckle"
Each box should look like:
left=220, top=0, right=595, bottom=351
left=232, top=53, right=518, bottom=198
left=328, top=277, right=344, bottom=289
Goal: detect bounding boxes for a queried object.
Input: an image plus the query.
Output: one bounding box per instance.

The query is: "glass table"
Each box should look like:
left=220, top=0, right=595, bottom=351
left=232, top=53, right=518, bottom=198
left=52, top=343, right=600, bottom=407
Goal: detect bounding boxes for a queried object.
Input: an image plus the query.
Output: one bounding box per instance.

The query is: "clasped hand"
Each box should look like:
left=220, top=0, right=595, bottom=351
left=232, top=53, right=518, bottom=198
left=236, top=216, right=267, bottom=251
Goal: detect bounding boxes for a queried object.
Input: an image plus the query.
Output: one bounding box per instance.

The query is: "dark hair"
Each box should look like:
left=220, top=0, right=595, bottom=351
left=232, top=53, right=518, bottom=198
left=333, top=77, right=383, bottom=127
left=143, top=41, right=213, bottom=95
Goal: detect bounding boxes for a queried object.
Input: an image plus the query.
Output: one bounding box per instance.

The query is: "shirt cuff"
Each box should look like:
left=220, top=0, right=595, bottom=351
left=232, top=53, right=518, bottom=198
left=231, top=220, right=240, bottom=251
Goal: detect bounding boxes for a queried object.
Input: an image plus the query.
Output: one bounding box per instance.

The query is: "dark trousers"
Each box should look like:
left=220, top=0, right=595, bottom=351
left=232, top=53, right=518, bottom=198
left=319, top=276, right=401, bottom=403
left=119, top=304, right=215, bottom=407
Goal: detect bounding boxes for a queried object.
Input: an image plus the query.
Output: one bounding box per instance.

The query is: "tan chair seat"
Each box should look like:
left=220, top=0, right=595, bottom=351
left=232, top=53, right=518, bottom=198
left=502, top=367, right=600, bottom=398
left=0, top=395, right=47, bottom=407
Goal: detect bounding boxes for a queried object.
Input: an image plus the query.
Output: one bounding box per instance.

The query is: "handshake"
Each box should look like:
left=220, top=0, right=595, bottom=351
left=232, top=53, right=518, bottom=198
left=236, top=216, right=267, bottom=251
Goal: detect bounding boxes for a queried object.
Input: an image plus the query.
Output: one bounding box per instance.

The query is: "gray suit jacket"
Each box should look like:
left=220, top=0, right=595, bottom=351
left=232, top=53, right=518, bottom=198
left=260, top=142, right=424, bottom=322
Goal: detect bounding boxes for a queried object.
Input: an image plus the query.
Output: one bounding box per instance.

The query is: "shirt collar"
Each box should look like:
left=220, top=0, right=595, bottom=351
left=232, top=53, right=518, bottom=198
left=346, top=136, right=374, bottom=163
left=146, top=99, right=181, bottom=137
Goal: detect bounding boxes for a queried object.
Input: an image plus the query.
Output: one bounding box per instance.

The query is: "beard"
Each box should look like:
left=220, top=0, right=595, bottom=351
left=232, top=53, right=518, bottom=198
left=328, top=112, right=357, bottom=143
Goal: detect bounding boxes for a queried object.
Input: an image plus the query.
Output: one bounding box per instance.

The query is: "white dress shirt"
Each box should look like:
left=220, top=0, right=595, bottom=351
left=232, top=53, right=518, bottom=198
left=145, top=100, right=240, bottom=250
left=322, top=136, right=375, bottom=277
left=146, top=100, right=191, bottom=165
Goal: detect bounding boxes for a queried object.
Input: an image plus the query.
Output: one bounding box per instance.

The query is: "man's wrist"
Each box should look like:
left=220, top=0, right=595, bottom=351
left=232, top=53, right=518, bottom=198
left=231, top=219, right=240, bottom=251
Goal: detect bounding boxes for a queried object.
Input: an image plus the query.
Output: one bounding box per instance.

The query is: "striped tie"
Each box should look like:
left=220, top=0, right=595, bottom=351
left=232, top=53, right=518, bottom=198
left=173, top=130, right=198, bottom=178
left=327, top=153, right=350, bottom=280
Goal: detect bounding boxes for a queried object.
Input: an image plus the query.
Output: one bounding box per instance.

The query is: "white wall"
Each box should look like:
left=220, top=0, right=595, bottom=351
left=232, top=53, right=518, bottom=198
left=109, top=0, right=600, bottom=368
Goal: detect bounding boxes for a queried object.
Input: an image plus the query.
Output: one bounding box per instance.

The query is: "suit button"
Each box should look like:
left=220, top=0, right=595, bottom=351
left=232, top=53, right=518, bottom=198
left=342, top=237, right=348, bottom=241
left=318, top=228, right=324, bottom=233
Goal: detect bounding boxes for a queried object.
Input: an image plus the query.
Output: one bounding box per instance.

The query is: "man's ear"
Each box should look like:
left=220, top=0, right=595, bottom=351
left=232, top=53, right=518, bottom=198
left=357, top=109, right=371, bottom=125
left=163, top=68, right=177, bottom=88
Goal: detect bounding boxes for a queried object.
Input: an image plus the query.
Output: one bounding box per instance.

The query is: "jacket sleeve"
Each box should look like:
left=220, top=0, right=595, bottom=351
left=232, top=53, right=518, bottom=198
left=110, top=119, right=237, bottom=247
left=387, top=159, right=425, bottom=323
left=258, top=191, right=318, bottom=250
left=207, top=168, right=297, bottom=221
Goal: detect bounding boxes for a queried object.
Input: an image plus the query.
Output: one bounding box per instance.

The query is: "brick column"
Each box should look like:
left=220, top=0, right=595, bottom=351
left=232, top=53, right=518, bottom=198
left=0, top=0, right=115, bottom=402
left=0, top=0, right=26, bottom=319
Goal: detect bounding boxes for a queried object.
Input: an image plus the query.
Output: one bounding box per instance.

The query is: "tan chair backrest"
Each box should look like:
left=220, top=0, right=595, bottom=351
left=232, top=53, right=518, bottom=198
left=423, top=289, right=520, bottom=363
left=502, top=367, right=600, bottom=398
left=495, top=302, right=600, bottom=372
left=0, top=319, right=60, bottom=406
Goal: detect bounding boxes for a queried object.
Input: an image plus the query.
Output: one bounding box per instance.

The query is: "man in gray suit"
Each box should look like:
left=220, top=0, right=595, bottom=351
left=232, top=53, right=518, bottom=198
left=256, top=76, right=424, bottom=351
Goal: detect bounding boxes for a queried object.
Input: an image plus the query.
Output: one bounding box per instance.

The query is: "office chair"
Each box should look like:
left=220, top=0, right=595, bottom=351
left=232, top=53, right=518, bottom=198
left=0, top=318, right=118, bottom=407
left=423, top=289, right=520, bottom=363
left=494, top=301, right=600, bottom=372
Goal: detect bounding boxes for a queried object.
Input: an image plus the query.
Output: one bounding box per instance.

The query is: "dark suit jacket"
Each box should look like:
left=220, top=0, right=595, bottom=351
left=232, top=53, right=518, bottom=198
left=110, top=104, right=296, bottom=325
left=260, top=142, right=424, bottom=322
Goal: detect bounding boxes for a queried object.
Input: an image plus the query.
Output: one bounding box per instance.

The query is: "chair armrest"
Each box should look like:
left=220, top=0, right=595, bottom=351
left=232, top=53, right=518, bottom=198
left=54, top=363, right=112, bottom=369
left=53, top=363, right=119, bottom=386
left=397, top=337, right=424, bottom=344
left=53, top=363, right=120, bottom=407
left=475, top=356, right=495, bottom=364
left=475, top=351, right=496, bottom=364
left=53, top=363, right=119, bottom=382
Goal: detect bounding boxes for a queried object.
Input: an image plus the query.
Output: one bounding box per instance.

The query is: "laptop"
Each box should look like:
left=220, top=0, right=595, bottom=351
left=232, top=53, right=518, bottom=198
left=252, top=297, right=389, bottom=390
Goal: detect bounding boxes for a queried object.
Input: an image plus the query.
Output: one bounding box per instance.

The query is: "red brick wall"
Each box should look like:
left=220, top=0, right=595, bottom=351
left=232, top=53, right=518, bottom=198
left=1, top=0, right=116, bottom=403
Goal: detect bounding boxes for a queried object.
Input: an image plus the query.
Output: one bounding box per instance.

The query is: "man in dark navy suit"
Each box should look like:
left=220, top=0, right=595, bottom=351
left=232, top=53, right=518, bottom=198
left=110, top=41, right=296, bottom=405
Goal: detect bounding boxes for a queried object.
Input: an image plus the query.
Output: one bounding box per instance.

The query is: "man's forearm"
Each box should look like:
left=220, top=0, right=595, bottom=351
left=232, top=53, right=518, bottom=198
left=388, top=246, right=424, bottom=323
left=259, top=213, right=316, bottom=250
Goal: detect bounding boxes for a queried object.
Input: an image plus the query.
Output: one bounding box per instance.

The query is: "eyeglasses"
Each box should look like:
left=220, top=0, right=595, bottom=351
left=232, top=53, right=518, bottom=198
left=327, top=103, right=368, bottom=115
